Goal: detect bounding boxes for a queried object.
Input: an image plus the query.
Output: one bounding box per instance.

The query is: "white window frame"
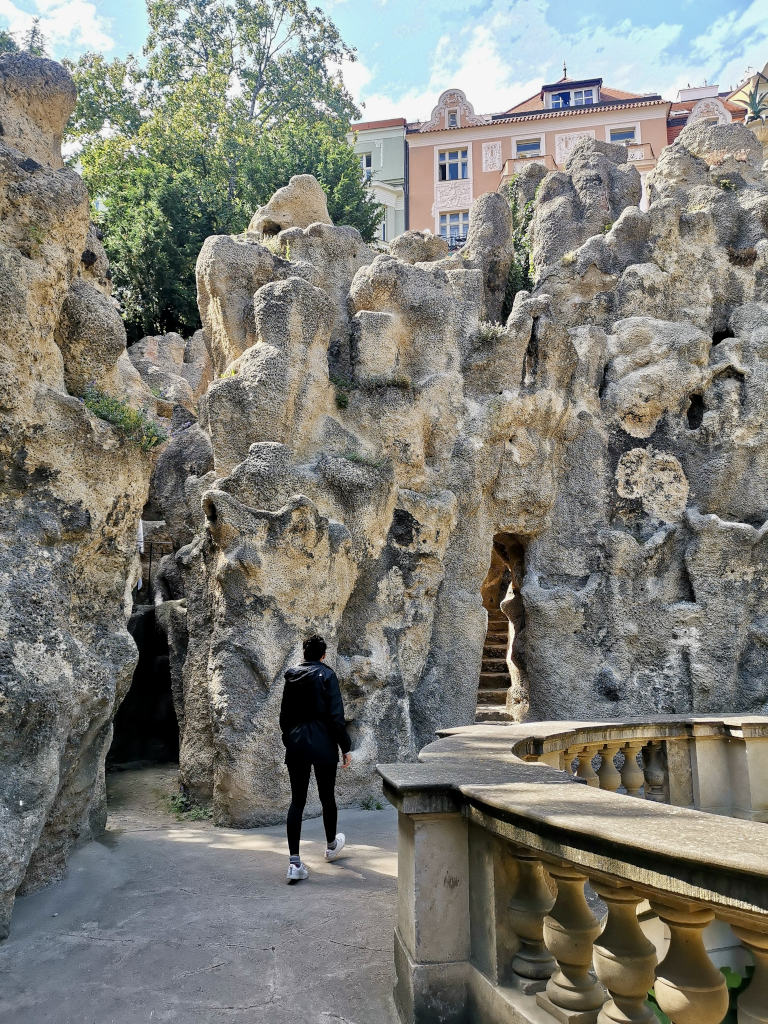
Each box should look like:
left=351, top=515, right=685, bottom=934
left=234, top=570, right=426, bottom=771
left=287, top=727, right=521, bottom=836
left=438, top=147, right=469, bottom=182
left=573, top=88, right=595, bottom=106
left=447, top=108, right=459, bottom=128
left=515, top=136, right=543, bottom=158
left=439, top=210, right=470, bottom=246
left=549, top=90, right=571, bottom=109
left=360, top=152, right=373, bottom=180
left=605, top=122, right=641, bottom=146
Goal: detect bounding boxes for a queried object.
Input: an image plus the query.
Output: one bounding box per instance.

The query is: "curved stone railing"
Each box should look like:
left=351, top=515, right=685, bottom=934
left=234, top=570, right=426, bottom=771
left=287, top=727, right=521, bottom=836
left=378, top=718, right=768, bottom=1024
left=509, top=716, right=768, bottom=821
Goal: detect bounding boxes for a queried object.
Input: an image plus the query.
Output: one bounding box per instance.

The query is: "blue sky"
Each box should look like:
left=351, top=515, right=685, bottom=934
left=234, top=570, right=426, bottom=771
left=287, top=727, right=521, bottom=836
left=2, top=0, right=767, bottom=120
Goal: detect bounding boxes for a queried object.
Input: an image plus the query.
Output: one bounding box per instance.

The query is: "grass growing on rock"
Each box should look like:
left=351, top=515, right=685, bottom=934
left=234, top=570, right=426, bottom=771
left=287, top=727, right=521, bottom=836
left=81, top=385, right=166, bottom=451
left=477, top=321, right=507, bottom=343
left=330, top=372, right=353, bottom=409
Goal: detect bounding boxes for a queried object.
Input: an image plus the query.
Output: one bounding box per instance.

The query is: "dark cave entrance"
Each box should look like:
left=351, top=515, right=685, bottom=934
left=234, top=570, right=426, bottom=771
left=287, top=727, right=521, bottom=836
left=107, top=603, right=179, bottom=767
left=476, top=532, right=528, bottom=720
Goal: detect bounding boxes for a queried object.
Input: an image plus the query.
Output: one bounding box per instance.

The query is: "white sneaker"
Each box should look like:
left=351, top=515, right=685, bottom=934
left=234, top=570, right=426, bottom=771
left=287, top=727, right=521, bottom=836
left=286, top=861, right=309, bottom=884
left=324, top=832, right=346, bottom=862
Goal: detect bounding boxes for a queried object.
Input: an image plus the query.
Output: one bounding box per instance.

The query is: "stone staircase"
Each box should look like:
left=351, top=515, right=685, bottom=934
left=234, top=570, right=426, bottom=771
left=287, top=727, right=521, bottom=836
left=475, top=609, right=512, bottom=722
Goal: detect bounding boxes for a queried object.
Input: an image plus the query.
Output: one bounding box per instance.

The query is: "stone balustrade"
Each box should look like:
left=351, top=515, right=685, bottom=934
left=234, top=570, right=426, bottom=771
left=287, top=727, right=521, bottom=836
left=510, top=716, right=768, bottom=821
left=378, top=718, right=768, bottom=1024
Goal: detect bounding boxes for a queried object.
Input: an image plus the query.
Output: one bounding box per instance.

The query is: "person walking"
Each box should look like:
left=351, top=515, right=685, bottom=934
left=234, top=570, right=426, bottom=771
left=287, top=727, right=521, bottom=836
left=280, top=634, right=352, bottom=884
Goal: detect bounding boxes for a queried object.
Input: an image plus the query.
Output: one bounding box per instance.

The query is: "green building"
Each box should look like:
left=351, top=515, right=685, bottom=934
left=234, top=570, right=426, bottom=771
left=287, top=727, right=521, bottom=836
left=348, top=117, right=407, bottom=243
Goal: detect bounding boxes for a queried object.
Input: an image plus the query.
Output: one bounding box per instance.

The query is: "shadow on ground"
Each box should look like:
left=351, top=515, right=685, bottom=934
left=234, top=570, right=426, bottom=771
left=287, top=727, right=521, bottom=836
left=0, top=767, right=398, bottom=1024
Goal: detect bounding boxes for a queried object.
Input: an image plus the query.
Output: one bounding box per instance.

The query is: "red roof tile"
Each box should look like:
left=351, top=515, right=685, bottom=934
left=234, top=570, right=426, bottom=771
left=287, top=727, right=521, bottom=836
left=351, top=117, right=407, bottom=131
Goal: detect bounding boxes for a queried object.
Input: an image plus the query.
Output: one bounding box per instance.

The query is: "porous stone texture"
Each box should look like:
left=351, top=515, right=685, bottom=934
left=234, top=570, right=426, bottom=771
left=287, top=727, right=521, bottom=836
left=248, top=173, right=332, bottom=236
left=0, top=56, right=154, bottom=938
left=153, top=123, right=768, bottom=826
left=128, top=330, right=213, bottom=417
left=389, top=230, right=449, bottom=264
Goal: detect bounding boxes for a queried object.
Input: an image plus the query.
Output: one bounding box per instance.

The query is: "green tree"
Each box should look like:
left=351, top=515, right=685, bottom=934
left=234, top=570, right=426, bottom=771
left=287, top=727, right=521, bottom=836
left=22, top=18, right=47, bottom=56
left=66, top=0, right=382, bottom=341
left=0, top=29, right=19, bottom=53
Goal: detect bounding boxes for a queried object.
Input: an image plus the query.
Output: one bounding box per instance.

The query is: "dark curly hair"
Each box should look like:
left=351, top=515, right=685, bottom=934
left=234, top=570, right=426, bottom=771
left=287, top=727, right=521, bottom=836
left=303, top=634, right=327, bottom=661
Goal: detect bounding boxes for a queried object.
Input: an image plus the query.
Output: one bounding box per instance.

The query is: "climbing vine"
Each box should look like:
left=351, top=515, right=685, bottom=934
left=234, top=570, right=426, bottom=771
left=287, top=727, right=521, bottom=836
left=501, top=175, right=536, bottom=321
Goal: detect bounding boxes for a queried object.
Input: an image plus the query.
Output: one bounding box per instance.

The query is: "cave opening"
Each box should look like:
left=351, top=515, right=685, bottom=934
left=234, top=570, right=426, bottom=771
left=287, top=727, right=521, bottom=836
left=107, top=603, right=179, bottom=768
left=476, top=532, right=528, bottom=721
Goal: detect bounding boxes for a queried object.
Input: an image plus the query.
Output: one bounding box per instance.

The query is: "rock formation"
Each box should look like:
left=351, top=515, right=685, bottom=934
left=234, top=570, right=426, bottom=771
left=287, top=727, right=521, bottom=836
left=3, top=52, right=768, bottom=930
left=0, top=55, right=154, bottom=937
left=148, top=123, right=768, bottom=828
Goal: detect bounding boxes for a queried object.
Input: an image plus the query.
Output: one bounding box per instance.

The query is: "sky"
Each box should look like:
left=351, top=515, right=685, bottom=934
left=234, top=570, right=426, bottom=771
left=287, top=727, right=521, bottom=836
left=2, top=0, right=768, bottom=121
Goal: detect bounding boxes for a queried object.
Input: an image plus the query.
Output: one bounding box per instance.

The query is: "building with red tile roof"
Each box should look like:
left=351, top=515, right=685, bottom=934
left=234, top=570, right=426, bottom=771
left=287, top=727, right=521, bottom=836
left=406, top=77, right=670, bottom=243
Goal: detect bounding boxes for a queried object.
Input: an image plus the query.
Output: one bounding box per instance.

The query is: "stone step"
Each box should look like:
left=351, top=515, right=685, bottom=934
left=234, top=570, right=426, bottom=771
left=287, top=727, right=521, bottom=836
left=479, top=671, right=510, bottom=688
left=483, top=643, right=507, bottom=659
left=482, top=657, right=508, bottom=673
left=485, top=631, right=508, bottom=643
left=477, top=687, right=509, bottom=705
left=475, top=706, right=513, bottom=723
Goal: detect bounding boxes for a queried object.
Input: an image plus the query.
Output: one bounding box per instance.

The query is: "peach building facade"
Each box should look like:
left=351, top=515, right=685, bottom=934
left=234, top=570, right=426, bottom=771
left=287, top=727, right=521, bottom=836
left=407, top=79, right=671, bottom=245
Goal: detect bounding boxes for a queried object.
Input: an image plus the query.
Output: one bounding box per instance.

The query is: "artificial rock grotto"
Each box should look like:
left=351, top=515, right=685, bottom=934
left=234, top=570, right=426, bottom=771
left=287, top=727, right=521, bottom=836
left=2, top=53, right=768, bottom=938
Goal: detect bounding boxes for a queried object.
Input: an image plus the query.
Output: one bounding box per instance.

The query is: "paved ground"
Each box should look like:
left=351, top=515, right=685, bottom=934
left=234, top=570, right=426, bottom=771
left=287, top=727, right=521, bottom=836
left=0, top=766, right=399, bottom=1024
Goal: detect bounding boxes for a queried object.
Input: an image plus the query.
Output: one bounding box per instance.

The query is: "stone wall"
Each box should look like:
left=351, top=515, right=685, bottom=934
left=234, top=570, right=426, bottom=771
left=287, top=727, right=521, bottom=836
left=0, top=55, right=154, bottom=937
left=152, top=126, right=768, bottom=827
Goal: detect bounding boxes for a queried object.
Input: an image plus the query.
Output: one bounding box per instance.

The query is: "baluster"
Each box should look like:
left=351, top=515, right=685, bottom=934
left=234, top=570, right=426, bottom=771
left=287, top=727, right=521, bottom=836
left=729, top=923, right=768, bottom=1024
left=620, top=742, right=645, bottom=798
left=576, top=746, right=600, bottom=787
left=642, top=742, right=666, bottom=803
left=592, top=881, right=656, bottom=1024
left=507, top=848, right=556, bottom=994
left=597, top=745, right=622, bottom=793
left=536, top=862, right=605, bottom=1021
left=650, top=899, right=728, bottom=1024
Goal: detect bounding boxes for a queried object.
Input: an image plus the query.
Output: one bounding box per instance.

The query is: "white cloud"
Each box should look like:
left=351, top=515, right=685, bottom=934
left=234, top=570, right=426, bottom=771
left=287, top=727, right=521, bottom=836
left=342, top=0, right=768, bottom=122
left=0, top=0, right=114, bottom=53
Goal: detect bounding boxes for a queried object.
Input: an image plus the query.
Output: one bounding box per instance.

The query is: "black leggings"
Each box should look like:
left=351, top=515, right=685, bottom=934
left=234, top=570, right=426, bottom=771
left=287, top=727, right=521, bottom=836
left=286, top=760, right=338, bottom=857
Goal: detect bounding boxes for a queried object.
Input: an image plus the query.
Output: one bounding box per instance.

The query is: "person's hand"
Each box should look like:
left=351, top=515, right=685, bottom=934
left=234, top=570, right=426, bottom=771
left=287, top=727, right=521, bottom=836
left=342, top=752, right=352, bottom=769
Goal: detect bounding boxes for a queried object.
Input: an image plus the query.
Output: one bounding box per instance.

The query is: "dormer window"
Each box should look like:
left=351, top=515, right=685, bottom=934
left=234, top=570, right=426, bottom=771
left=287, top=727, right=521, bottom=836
left=550, top=90, right=571, bottom=109
left=573, top=88, right=595, bottom=106
left=448, top=109, right=458, bottom=127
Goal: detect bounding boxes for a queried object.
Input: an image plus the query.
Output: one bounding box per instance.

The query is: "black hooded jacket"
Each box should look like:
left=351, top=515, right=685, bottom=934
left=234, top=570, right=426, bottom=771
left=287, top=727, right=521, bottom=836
left=280, top=660, right=352, bottom=765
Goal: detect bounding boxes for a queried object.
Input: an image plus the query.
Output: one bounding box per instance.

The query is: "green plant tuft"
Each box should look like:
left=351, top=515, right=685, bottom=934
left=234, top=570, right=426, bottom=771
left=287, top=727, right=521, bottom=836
left=360, top=794, right=384, bottom=810
left=718, top=178, right=737, bottom=192
left=330, top=371, right=353, bottom=409
left=477, top=321, right=506, bottom=343
left=81, top=384, right=166, bottom=451
left=166, top=790, right=213, bottom=822
left=740, top=83, right=768, bottom=123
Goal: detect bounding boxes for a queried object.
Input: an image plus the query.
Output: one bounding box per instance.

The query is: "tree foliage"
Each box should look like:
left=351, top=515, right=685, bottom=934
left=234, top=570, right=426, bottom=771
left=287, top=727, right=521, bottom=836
left=0, top=29, right=19, bottom=53
left=22, top=18, right=47, bottom=56
left=0, top=17, right=48, bottom=55
left=66, top=0, right=383, bottom=341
